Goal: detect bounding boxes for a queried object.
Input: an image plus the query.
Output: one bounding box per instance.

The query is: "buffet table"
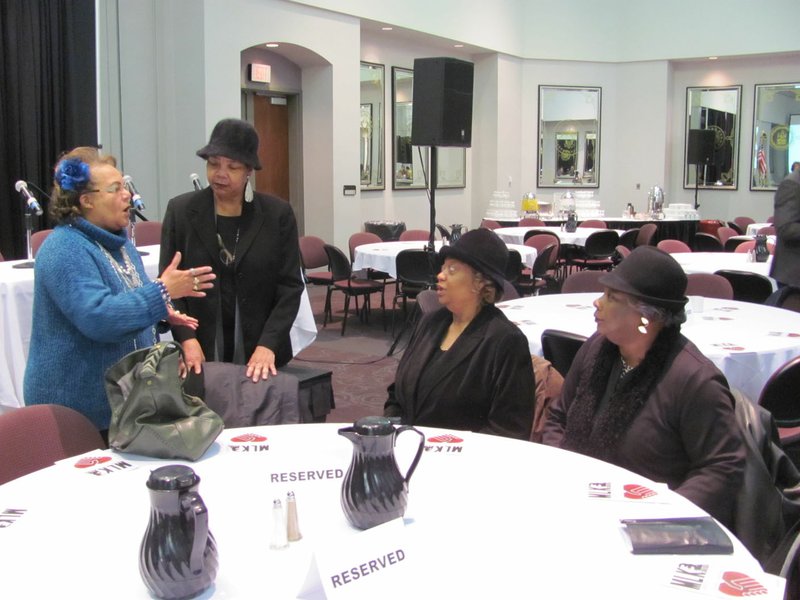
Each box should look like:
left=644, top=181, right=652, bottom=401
left=352, top=241, right=537, bottom=279
left=0, top=423, right=784, bottom=598
left=499, top=292, right=800, bottom=403
left=0, top=246, right=317, bottom=409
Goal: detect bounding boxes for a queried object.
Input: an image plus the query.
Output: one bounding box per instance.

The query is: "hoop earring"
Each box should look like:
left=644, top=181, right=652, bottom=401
left=637, top=316, right=649, bottom=334
left=244, top=179, right=253, bottom=203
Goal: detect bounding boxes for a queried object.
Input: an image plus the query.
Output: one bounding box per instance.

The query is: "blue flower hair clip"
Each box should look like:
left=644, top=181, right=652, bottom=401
left=55, top=158, right=91, bottom=192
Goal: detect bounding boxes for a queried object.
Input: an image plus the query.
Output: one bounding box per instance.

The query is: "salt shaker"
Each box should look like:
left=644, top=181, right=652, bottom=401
left=269, top=499, right=288, bottom=549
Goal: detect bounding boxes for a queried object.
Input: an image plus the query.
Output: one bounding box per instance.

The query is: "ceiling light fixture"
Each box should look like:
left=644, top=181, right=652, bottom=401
left=266, top=43, right=279, bottom=48
left=708, top=56, right=718, bottom=60
left=381, top=26, right=393, bottom=31
left=454, top=44, right=464, bottom=48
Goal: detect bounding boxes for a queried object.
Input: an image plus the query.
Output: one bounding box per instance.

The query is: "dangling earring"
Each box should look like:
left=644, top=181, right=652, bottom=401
left=637, top=316, right=649, bottom=334
left=244, top=178, right=253, bottom=203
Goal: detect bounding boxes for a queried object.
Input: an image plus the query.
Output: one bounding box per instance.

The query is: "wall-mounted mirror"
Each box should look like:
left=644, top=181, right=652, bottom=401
left=751, top=82, right=800, bottom=191
left=538, top=86, right=601, bottom=188
left=684, top=85, right=741, bottom=190
left=392, top=67, right=466, bottom=190
left=360, top=62, right=384, bottom=190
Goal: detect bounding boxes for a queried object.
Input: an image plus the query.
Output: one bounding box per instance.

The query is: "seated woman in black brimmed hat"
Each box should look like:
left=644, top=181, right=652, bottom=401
left=543, top=246, right=745, bottom=528
left=384, top=228, right=536, bottom=440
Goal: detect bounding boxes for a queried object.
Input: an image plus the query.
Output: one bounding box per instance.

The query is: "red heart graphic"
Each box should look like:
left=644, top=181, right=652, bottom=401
left=231, top=433, right=267, bottom=443
left=427, top=434, right=464, bottom=444
left=74, top=456, right=113, bottom=469
left=623, top=484, right=657, bottom=499
left=718, top=571, right=767, bottom=596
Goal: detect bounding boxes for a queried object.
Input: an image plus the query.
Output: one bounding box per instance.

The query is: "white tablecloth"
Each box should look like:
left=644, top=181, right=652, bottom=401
left=0, top=423, right=783, bottom=598
left=498, top=292, right=800, bottom=402
left=0, top=245, right=317, bottom=409
left=353, top=240, right=537, bottom=278
left=670, top=252, right=776, bottom=290
left=495, top=225, right=622, bottom=246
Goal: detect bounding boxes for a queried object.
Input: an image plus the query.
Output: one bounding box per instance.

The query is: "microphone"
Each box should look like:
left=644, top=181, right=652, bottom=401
left=122, top=175, right=146, bottom=211
left=14, top=180, right=43, bottom=216
left=190, top=173, right=204, bottom=191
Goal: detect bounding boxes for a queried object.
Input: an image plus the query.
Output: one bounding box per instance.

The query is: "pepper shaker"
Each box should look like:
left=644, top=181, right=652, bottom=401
left=286, top=491, right=302, bottom=542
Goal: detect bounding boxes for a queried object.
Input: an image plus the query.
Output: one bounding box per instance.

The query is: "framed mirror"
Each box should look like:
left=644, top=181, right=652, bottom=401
left=538, top=86, right=601, bottom=188
left=360, top=62, right=384, bottom=190
left=392, top=67, right=466, bottom=190
left=683, top=85, right=742, bottom=190
left=751, top=82, right=800, bottom=191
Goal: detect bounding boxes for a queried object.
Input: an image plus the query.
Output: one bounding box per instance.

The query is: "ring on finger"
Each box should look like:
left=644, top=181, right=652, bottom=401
left=192, top=284, right=199, bottom=292
left=190, top=268, right=196, bottom=277
left=193, top=276, right=199, bottom=286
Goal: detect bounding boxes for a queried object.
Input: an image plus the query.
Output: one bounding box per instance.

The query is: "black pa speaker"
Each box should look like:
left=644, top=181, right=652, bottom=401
left=411, top=57, right=474, bottom=147
left=687, top=129, right=715, bottom=164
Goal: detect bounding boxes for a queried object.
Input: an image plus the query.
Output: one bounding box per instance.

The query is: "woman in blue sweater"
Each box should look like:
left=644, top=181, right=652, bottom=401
left=23, top=147, right=215, bottom=435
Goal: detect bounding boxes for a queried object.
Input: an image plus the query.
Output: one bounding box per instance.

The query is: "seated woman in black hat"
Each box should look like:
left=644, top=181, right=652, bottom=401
left=384, top=229, right=536, bottom=440
left=543, top=246, right=745, bottom=528
left=160, top=118, right=304, bottom=382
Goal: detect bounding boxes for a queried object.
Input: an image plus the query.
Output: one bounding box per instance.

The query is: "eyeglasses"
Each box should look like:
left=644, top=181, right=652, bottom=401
left=217, top=233, right=236, bottom=267
left=84, top=183, right=124, bottom=195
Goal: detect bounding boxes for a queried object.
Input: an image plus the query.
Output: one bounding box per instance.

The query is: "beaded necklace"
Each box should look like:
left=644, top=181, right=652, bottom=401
left=620, top=356, right=636, bottom=377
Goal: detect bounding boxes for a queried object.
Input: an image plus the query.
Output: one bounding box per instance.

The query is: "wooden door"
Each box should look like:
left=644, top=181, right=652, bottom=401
left=253, top=96, right=290, bottom=201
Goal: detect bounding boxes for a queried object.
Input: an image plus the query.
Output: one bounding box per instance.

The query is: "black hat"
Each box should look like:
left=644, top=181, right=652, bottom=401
left=196, top=118, right=261, bottom=170
left=598, top=246, right=687, bottom=312
left=439, top=228, right=508, bottom=291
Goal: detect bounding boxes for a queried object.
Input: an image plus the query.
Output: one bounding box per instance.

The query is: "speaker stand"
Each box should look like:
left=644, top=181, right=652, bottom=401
left=694, top=163, right=700, bottom=210
left=427, top=146, right=438, bottom=252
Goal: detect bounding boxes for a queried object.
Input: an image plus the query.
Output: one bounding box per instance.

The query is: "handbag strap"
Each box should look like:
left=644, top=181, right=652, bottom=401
left=138, top=341, right=182, bottom=380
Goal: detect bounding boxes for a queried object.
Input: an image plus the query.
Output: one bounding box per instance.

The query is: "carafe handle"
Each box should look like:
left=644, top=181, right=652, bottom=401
left=181, top=491, right=209, bottom=574
left=395, top=426, right=425, bottom=485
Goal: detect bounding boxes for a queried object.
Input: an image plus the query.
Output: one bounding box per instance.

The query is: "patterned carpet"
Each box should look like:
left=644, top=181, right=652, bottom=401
left=291, top=283, right=411, bottom=424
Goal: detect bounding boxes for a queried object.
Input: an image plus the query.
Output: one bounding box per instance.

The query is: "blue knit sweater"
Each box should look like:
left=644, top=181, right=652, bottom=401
left=23, top=218, right=167, bottom=429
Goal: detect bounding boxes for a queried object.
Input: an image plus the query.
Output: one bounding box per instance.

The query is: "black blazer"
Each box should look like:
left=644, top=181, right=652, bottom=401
left=385, top=304, right=535, bottom=440
left=159, top=188, right=304, bottom=367
left=771, top=171, right=800, bottom=286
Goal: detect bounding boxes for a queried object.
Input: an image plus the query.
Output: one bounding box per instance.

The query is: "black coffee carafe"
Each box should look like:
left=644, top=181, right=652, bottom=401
left=139, top=465, right=218, bottom=600
left=338, top=416, right=425, bottom=530
left=754, top=234, right=770, bottom=263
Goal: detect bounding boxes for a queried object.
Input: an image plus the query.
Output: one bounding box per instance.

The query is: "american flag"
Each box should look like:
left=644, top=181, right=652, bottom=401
left=757, top=146, right=767, bottom=176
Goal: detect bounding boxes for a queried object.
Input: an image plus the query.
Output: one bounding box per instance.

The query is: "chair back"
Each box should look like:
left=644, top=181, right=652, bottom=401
left=759, top=356, right=800, bottom=427
left=726, top=221, right=744, bottom=235
left=0, top=405, right=106, bottom=485
left=724, top=237, right=748, bottom=252
left=758, top=225, right=776, bottom=236
left=395, top=249, right=438, bottom=290
left=416, top=289, right=440, bottom=314
left=505, top=249, right=522, bottom=284
left=323, top=244, right=353, bottom=282
left=480, top=219, right=501, bottom=230
left=398, top=229, right=430, bottom=242
left=133, top=220, right=163, bottom=246
left=524, top=229, right=559, bottom=248
left=583, top=229, right=620, bottom=258
left=714, top=269, right=774, bottom=303
left=618, top=228, right=639, bottom=250
left=715, top=226, right=738, bottom=245
left=31, top=229, right=54, bottom=257
left=693, top=232, right=724, bottom=252
left=734, top=240, right=775, bottom=254
left=578, top=219, right=607, bottom=229
left=541, top=329, right=588, bottom=378
left=613, top=244, right=631, bottom=263
left=656, top=239, right=691, bottom=253
left=561, top=270, right=606, bottom=293
left=685, top=273, right=734, bottom=300
left=635, top=223, right=657, bottom=247
left=519, top=217, right=545, bottom=227
left=531, top=244, right=557, bottom=278
left=733, top=216, right=756, bottom=232
left=299, top=235, right=329, bottom=270
left=766, top=286, right=800, bottom=313
left=348, top=231, right=382, bottom=262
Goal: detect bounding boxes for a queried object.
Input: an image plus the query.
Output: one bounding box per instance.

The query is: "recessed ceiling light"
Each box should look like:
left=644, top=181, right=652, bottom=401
left=381, top=27, right=393, bottom=31
left=708, top=56, right=718, bottom=60
left=454, top=44, right=464, bottom=48
left=266, top=43, right=279, bottom=48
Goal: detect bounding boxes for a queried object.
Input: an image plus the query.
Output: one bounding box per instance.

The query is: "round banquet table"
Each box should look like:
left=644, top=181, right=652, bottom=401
left=0, top=423, right=783, bottom=598
left=498, top=292, right=800, bottom=403
left=494, top=225, right=621, bottom=246
left=670, top=252, right=776, bottom=290
left=352, top=240, right=536, bottom=278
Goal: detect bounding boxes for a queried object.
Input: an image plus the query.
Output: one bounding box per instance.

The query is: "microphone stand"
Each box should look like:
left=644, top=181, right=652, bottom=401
left=129, top=205, right=149, bottom=256
left=12, top=209, right=38, bottom=270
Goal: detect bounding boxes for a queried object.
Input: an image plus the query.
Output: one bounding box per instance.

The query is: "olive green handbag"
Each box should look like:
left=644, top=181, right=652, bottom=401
left=104, top=341, right=224, bottom=461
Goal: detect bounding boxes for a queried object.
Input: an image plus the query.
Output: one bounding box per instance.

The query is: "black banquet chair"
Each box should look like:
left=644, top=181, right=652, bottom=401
left=322, top=244, right=386, bottom=336
left=758, top=356, right=800, bottom=466
left=541, top=329, right=588, bottom=378
left=694, top=232, right=724, bottom=252
left=391, top=249, right=438, bottom=335
left=714, top=270, right=774, bottom=304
